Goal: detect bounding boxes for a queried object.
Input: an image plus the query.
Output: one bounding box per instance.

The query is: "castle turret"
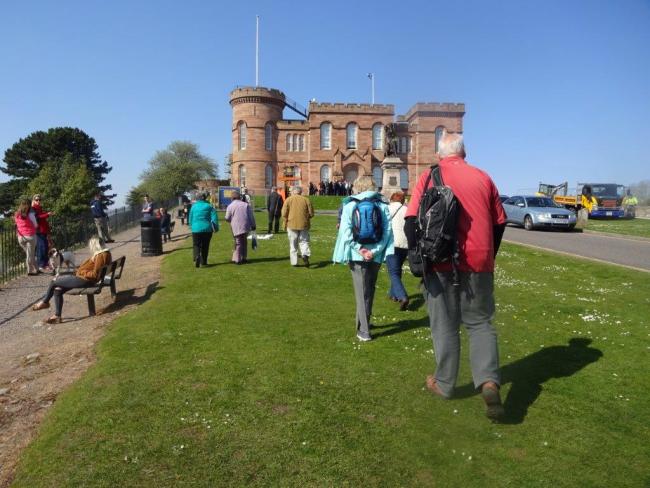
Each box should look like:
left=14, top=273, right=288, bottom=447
left=229, top=87, right=286, bottom=193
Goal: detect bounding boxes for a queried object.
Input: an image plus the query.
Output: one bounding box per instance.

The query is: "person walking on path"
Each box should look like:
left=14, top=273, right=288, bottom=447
left=160, top=207, right=172, bottom=243
left=14, top=198, right=39, bottom=276
left=32, top=237, right=112, bottom=324
left=404, top=132, right=507, bottom=421
left=386, top=191, right=410, bottom=310
left=188, top=194, right=219, bottom=267
left=90, top=193, right=114, bottom=243
left=31, top=194, right=54, bottom=272
left=333, top=176, right=394, bottom=341
left=225, top=190, right=255, bottom=264
left=282, top=186, right=314, bottom=267
left=266, top=186, right=284, bottom=234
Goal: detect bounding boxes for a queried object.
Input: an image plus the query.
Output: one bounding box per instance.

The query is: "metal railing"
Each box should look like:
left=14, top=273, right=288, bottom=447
left=0, top=201, right=175, bottom=284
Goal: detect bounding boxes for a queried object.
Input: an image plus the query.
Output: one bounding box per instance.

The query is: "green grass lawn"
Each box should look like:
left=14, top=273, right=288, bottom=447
left=583, top=217, right=650, bottom=238
left=12, top=215, right=650, bottom=487
left=253, top=195, right=345, bottom=211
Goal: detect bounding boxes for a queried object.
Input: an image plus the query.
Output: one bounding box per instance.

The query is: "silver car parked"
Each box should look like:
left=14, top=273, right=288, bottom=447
left=503, top=195, right=577, bottom=231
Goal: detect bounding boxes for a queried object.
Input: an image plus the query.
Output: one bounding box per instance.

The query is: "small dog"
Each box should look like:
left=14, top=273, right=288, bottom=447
left=48, top=248, right=76, bottom=276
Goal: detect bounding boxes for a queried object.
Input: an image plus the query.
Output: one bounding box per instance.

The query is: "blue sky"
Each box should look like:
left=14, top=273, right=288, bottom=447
left=1, top=0, right=649, bottom=206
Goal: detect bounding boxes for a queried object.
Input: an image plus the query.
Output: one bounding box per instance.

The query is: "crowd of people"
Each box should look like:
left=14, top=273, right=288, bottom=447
left=309, top=180, right=353, bottom=196
left=14, top=132, right=508, bottom=421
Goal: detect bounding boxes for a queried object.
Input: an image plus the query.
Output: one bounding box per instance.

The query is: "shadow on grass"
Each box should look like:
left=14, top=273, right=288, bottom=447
left=454, top=338, right=603, bottom=424
left=373, top=315, right=430, bottom=338
left=99, top=281, right=163, bottom=314
left=310, top=260, right=332, bottom=269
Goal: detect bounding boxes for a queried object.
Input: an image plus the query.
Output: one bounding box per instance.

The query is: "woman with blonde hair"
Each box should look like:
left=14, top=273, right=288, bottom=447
left=32, top=237, right=112, bottom=323
left=333, top=175, right=394, bottom=341
left=14, top=198, right=38, bottom=275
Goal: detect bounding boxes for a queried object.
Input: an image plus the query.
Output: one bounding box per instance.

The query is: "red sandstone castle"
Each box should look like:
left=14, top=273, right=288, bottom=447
left=230, top=86, right=464, bottom=194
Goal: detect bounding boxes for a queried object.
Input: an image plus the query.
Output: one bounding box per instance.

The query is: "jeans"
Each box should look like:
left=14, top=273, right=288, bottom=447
left=42, top=275, right=92, bottom=317
left=386, top=247, right=408, bottom=301
left=36, top=233, right=49, bottom=268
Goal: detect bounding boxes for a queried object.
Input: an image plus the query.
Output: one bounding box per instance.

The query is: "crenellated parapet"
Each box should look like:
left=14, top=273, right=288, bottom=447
left=309, top=102, right=394, bottom=115
left=229, top=86, right=286, bottom=108
left=403, top=102, right=465, bottom=121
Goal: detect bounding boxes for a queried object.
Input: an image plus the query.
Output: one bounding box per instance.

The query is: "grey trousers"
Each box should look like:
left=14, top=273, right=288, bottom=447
left=349, top=261, right=380, bottom=335
left=423, top=271, right=500, bottom=397
left=94, top=217, right=112, bottom=242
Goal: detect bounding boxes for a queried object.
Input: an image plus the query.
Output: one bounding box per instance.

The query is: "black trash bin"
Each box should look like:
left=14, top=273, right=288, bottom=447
left=141, top=219, right=163, bottom=256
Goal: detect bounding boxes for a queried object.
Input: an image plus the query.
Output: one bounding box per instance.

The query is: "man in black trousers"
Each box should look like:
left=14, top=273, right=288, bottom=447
left=267, top=187, right=284, bottom=234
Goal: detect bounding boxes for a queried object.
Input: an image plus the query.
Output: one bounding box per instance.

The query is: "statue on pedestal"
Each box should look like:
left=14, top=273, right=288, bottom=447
left=384, top=123, right=398, bottom=157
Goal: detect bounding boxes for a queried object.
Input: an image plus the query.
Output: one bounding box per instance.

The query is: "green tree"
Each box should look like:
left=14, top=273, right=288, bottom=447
left=1, top=127, right=113, bottom=206
left=126, top=183, right=148, bottom=208
left=139, top=141, right=216, bottom=202
left=26, top=155, right=98, bottom=216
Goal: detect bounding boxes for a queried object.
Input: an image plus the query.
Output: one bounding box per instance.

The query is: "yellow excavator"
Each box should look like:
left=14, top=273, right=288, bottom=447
left=537, top=182, right=624, bottom=217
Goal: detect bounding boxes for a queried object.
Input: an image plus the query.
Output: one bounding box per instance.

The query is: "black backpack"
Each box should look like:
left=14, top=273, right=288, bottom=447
left=411, top=165, right=461, bottom=282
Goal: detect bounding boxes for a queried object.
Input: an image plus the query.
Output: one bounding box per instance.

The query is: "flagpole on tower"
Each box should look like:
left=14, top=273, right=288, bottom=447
left=255, top=15, right=260, bottom=87
left=368, top=73, right=375, bottom=105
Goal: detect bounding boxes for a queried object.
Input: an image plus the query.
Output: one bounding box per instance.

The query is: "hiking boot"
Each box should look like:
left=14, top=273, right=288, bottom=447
left=481, top=382, right=504, bottom=422
left=356, top=331, right=372, bottom=342
left=399, top=298, right=410, bottom=311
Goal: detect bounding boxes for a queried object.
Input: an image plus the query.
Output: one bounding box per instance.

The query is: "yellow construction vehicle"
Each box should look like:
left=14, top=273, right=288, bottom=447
left=537, top=182, right=625, bottom=218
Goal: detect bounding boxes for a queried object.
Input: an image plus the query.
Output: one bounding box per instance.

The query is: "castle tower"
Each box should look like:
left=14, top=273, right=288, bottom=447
left=229, top=87, right=286, bottom=193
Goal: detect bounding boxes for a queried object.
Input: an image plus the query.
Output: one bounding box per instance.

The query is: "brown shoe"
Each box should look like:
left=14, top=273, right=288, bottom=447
left=399, top=298, right=410, bottom=311
left=481, top=382, right=504, bottom=422
left=32, top=302, right=50, bottom=311
left=43, top=316, right=62, bottom=324
left=425, top=375, right=448, bottom=399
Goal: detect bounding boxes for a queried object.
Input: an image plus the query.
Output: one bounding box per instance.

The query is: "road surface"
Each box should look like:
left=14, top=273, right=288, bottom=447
left=503, top=226, right=650, bottom=272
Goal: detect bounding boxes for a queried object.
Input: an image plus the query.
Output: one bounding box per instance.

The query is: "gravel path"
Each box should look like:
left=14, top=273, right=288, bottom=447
left=0, top=220, right=191, bottom=487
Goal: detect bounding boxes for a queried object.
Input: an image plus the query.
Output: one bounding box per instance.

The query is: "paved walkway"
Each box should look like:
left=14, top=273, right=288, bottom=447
left=0, top=219, right=191, bottom=487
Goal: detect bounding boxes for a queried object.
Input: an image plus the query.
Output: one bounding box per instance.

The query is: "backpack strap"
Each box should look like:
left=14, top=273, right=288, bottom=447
left=431, top=164, right=444, bottom=186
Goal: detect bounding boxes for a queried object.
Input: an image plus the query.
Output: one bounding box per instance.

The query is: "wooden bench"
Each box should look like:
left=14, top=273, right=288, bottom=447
left=69, top=256, right=127, bottom=316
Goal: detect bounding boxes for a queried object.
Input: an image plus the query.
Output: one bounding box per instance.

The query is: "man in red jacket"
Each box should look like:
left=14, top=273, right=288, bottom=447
left=405, top=132, right=507, bottom=421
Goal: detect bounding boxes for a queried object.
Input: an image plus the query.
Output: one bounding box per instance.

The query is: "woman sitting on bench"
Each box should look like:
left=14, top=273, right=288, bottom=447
left=32, top=237, right=112, bottom=324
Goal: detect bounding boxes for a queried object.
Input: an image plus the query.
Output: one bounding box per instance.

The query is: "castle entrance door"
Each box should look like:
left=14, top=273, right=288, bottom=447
left=343, top=164, right=360, bottom=183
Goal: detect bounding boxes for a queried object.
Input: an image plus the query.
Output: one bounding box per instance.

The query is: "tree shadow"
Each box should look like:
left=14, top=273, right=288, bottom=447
left=454, top=338, right=603, bottom=424
left=99, top=281, right=162, bottom=314
left=372, top=315, right=430, bottom=339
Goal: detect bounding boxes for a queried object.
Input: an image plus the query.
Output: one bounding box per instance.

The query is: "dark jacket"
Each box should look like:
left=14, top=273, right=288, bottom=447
left=267, top=192, right=284, bottom=216
left=90, top=198, right=106, bottom=218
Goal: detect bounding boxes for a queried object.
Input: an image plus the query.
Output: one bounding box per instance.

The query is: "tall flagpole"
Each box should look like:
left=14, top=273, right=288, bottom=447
left=368, top=73, right=375, bottom=104
left=255, top=15, right=260, bottom=87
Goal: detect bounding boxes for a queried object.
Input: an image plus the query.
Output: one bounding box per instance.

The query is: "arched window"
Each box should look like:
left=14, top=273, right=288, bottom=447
left=320, top=164, right=331, bottom=183
left=372, top=123, right=383, bottom=150
left=320, top=122, right=332, bottom=149
left=238, top=164, right=246, bottom=186
left=299, top=134, right=305, bottom=152
left=435, top=126, right=445, bottom=153
left=372, top=166, right=383, bottom=188
left=264, top=163, right=273, bottom=188
left=286, top=134, right=293, bottom=152
left=346, top=123, right=358, bottom=149
left=265, top=123, right=273, bottom=151
left=238, top=122, right=247, bottom=150
left=292, top=134, right=298, bottom=152
left=400, top=168, right=409, bottom=189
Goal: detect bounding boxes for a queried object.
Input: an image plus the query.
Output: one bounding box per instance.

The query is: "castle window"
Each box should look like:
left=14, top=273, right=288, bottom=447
left=238, top=122, right=247, bottom=150
left=320, top=122, right=332, bottom=149
left=407, top=136, right=412, bottom=153
left=399, top=136, right=408, bottom=154
left=346, top=123, right=358, bottom=149
left=292, top=134, right=298, bottom=152
left=286, top=134, right=293, bottom=152
left=320, top=164, right=331, bottom=183
left=372, top=166, right=383, bottom=188
left=372, top=123, right=383, bottom=150
left=265, top=123, right=273, bottom=151
left=400, top=168, right=409, bottom=189
left=299, top=134, right=305, bottom=152
left=238, top=164, right=246, bottom=186
left=264, top=163, right=273, bottom=188
left=435, top=126, right=445, bottom=153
